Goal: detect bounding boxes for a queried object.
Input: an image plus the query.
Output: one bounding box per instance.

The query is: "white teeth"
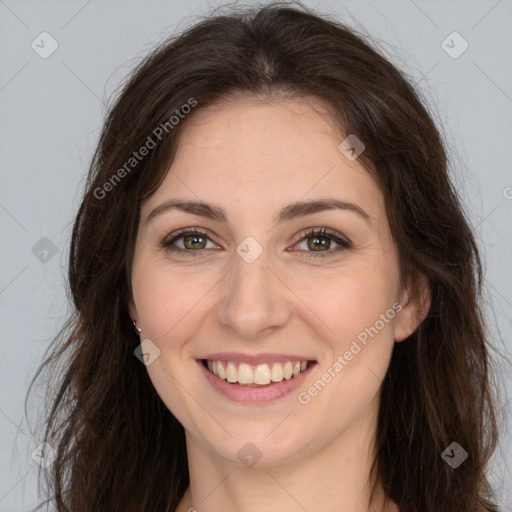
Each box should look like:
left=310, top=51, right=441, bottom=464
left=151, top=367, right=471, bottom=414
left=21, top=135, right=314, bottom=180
left=270, top=363, right=284, bottom=382
left=226, top=361, right=237, bottom=383
left=238, top=363, right=253, bottom=384
left=217, top=361, right=226, bottom=379
left=253, top=364, right=271, bottom=385
left=206, top=359, right=309, bottom=386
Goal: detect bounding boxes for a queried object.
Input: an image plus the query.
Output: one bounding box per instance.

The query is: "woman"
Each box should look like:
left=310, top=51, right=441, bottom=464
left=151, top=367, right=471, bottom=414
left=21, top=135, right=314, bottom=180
left=28, top=2, right=500, bottom=511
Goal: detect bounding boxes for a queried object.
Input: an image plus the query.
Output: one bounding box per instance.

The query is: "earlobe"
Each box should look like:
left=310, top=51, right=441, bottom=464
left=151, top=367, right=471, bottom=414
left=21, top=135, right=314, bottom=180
left=394, top=274, right=431, bottom=342
left=128, top=297, right=138, bottom=324
left=128, top=298, right=142, bottom=334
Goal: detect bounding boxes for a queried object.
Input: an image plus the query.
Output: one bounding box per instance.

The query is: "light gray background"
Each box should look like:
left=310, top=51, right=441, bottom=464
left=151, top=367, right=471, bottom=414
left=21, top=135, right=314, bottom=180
left=1, top=0, right=511, bottom=510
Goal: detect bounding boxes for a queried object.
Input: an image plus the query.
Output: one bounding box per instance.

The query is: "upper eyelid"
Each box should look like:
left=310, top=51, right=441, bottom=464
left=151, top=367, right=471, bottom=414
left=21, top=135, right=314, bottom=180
left=163, top=227, right=220, bottom=245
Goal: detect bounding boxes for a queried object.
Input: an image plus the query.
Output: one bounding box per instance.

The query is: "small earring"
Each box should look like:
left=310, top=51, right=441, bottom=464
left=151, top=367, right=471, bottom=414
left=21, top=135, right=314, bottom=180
left=132, top=320, right=142, bottom=334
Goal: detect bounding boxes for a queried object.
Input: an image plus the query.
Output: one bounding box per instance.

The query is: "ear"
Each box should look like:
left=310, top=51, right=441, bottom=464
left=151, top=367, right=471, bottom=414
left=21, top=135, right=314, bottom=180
left=128, top=296, right=138, bottom=324
left=394, top=273, right=431, bottom=342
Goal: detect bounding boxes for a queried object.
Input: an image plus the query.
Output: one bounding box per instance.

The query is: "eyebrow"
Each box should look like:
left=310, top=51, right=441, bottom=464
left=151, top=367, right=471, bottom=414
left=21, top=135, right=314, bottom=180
left=145, top=198, right=371, bottom=227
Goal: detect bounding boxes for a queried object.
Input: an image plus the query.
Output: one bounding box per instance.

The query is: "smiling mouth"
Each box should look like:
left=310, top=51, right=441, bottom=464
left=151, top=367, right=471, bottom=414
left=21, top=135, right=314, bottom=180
left=201, top=359, right=313, bottom=387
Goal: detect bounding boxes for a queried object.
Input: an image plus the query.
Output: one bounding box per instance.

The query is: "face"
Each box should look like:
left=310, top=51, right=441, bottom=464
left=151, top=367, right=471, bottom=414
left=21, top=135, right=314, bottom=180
left=129, top=95, right=425, bottom=467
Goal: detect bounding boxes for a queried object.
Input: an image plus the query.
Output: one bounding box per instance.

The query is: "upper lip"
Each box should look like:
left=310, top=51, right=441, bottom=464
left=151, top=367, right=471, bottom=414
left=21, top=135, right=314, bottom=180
left=199, top=352, right=316, bottom=365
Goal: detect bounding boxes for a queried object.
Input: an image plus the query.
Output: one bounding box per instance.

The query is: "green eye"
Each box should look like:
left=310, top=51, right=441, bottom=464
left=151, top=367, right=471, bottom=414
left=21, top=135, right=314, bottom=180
left=162, top=229, right=214, bottom=254
left=295, top=228, right=351, bottom=259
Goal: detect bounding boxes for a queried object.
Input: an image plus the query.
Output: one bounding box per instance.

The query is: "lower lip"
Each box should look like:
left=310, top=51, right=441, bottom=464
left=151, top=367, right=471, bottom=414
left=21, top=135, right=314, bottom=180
left=197, top=360, right=315, bottom=403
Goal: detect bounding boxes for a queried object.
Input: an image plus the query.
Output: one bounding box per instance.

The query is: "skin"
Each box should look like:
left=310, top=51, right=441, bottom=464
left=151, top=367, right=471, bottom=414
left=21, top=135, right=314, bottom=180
left=129, top=95, right=431, bottom=512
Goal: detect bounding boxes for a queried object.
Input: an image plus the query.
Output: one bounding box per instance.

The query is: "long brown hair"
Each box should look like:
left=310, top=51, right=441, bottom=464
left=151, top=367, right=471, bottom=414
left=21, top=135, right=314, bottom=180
left=27, top=2, right=500, bottom=511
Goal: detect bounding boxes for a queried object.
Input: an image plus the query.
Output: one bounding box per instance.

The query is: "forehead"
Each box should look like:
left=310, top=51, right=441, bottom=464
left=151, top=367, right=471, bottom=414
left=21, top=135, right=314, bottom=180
left=143, top=95, right=384, bottom=224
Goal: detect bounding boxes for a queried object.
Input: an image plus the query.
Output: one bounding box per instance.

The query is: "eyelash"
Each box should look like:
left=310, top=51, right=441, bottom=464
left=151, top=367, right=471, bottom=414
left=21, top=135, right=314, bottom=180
left=160, top=227, right=352, bottom=260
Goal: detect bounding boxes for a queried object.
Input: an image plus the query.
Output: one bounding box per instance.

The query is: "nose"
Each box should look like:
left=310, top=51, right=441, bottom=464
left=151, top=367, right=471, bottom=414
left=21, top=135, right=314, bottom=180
left=216, top=248, right=292, bottom=340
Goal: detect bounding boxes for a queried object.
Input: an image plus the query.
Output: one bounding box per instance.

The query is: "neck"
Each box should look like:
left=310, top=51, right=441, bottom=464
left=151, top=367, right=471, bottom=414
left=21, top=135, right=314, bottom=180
left=176, top=401, right=396, bottom=512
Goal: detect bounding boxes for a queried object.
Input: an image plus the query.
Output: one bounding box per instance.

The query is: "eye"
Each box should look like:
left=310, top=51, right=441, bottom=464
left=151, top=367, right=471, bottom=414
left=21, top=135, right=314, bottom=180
left=292, top=227, right=352, bottom=259
left=161, top=228, right=218, bottom=255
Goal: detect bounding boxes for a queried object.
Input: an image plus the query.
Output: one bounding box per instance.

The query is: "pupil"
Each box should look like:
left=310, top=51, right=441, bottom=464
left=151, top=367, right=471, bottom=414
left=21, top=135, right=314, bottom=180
left=308, top=236, right=329, bottom=251
left=185, top=235, right=205, bottom=249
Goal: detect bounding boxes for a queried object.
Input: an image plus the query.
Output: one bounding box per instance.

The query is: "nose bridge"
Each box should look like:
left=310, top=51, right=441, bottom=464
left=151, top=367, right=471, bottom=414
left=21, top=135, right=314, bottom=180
left=216, top=240, right=290, bottom=339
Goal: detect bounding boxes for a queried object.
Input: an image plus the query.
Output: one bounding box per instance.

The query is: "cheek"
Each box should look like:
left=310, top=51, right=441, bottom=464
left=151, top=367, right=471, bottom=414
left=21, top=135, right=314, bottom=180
left=131, top=262, right=213, bottom=429
left=295, top=263, right=398, bottom=408
left=298, top=271, right=397, bottom=430
left=297, top=261, right=399, bottom=349
left=132, top=257, right=213, bottom=342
